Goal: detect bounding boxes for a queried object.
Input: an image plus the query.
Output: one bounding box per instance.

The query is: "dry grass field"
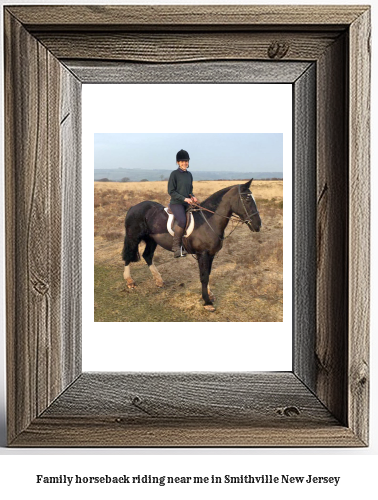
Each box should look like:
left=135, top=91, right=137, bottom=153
left=94, top=179, right=283, bottom=322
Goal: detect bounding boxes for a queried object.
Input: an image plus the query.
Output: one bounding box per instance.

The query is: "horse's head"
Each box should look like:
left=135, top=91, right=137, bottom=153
left=233, top=179, right=262, bottom=232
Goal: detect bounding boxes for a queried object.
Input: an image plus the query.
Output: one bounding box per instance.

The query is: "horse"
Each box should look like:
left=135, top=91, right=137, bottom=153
left=122, top=178, right=261, bottom=312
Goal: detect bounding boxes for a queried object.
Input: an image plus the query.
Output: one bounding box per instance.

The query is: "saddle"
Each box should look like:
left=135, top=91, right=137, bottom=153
left=164, top=207, right=195, bottom=237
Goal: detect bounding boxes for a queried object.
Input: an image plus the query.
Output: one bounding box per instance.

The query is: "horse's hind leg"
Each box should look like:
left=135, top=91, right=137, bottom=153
left=143, top=236, right=164, bottom=288
left=122, top=233, right=140, bottom=289
left=123, top=265, right=136, bottom=289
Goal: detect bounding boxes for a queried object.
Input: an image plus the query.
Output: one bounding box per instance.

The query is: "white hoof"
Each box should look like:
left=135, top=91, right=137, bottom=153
left=126, top=278, right=136, bottom=289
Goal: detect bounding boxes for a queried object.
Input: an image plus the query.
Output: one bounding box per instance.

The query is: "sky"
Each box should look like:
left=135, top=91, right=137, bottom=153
left=94, top=133, right=283, bottom=172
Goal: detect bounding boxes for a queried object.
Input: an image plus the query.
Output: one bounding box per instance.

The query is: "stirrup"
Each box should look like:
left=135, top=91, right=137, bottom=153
left=174, top=246, right=187, bottom=258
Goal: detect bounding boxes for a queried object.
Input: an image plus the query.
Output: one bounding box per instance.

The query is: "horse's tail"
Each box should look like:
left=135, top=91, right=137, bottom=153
left=122, top=233, right=140, bottom=263
left=122, top=202, right=154, bottom=263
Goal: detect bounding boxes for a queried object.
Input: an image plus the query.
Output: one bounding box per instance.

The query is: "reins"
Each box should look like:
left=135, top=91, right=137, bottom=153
left=190, top=202, right=243, bottom=223
left=182, top=185, right=259, bottom=256
left=189, top=185, right=260, bottom=227
left=184, top=204, right=243, bottom=255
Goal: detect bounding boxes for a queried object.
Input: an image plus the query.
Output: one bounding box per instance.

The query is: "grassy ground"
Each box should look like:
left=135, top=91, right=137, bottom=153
left=94, top=180, right=283, bottom=322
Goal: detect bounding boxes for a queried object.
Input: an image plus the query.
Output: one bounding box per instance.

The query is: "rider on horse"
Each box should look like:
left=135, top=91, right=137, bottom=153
left=168, top=149, right=198, bottom=258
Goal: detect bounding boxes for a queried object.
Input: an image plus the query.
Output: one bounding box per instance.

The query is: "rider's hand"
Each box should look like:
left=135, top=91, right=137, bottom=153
left=191, top=196, right=198, bottom=203
left=184, top=198, right=193, bottom=204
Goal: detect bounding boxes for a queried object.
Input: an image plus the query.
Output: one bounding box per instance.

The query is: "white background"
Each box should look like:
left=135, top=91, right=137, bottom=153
left=83, top=84, right=292, bottom=372
left=0, top=0, right=377, bottom=498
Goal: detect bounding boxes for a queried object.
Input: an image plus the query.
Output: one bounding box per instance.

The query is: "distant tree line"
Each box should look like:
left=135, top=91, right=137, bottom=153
left=207, top=177, right=283, bottom=182
left=95, top=177, right=151, bottom=182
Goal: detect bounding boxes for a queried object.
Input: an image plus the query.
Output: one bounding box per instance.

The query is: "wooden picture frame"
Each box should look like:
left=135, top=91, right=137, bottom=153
left=4, top=5, right=370, bottom=447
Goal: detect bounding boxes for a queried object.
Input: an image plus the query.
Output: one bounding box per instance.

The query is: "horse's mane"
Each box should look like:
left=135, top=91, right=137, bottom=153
left=200, top=185, right=235, bottom=211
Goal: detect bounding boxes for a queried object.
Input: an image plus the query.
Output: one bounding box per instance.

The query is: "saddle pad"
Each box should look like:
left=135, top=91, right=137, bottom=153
left=164, top=208, right=194, bottom=237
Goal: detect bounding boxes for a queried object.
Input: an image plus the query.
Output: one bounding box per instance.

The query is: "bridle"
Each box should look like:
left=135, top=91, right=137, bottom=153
left=237, top=184, right=260, bottom=227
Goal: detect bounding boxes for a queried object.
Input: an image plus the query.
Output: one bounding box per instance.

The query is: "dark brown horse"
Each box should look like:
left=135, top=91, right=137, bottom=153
left=122, top=179, right=261, bottom=311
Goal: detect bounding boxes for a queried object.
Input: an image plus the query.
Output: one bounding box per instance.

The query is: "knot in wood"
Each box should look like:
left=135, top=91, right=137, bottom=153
left=130, top=395, right=155, bottom=416
left=354, top=361, right=368, bottom=389
left=33, top=280, right=49, bottom=295
left=132, top=396, right=142, bottom=406
left=268, top=41, right=289, bottom=59
left=277, top=406, right=300, bottom=417
left=359, top=376, right=367, bottom=387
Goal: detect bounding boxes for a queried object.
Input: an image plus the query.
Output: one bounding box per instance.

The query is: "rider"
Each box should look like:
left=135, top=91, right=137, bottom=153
left=168, top=149, right=198, bottom=258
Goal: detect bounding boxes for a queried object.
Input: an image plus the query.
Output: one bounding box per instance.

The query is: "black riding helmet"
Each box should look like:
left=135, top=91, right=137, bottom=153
left=176, top=149, right=190, bottom=162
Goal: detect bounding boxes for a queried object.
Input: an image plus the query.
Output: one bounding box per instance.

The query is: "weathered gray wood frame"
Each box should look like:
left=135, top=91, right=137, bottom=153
left=4, top=5, right=370, bottom=447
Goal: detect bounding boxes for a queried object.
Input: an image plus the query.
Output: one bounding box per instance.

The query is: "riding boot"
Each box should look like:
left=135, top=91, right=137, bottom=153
left=172, top=225, right=187, bottom=258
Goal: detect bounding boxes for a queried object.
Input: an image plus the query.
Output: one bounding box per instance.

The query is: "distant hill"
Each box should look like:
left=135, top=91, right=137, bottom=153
left=94, top=168, right=282, bottom=182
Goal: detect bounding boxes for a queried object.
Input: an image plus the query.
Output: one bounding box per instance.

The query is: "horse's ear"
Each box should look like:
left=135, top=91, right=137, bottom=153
left=244, top=178, right=253, bottom=189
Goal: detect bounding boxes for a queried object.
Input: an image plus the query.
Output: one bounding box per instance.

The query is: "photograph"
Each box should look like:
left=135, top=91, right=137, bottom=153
left=94, top=133, right=284, bottom=322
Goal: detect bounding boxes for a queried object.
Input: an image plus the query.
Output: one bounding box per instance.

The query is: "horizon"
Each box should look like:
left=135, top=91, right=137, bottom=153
left=94, top=167, right=284, bottom=172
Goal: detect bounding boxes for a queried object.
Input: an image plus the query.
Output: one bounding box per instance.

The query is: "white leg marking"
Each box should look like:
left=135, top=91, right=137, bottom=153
left=149, top=264, right=164, bottom=287
left=123, top=265, right=131, bottom=280
left=123, top=265, right=136, bottom=288
left=208, top=284, right=215, bottom=302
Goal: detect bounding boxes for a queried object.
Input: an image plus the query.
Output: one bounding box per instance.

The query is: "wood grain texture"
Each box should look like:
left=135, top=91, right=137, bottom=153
left=348, top=9, right=371, bottom=445
left=41, top=373, right=336, bottom=422
left=11, top=419, right=363, bottom=448
left=5, top=12, right=61, bottom=442
left=60, top=68, right=82, bottom=389
left=65, top=60, right=312, bottom=84
left=293, top=65, right=316, bottom=390
left=316, top=34, right=348, bottom=425
left=7, top=5, right=367, bottom=29
left=4, top=11, right=80, bottom=444
left=34, top=32, right=339, bottom=63
left=11, top=373, right=363, bottom=447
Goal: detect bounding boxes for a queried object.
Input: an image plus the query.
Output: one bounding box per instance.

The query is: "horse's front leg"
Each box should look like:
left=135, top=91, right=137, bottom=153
left=207, top=254, right=215, bottom=302
left=198, top=252, right=215, bottom=312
